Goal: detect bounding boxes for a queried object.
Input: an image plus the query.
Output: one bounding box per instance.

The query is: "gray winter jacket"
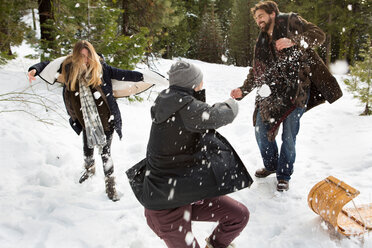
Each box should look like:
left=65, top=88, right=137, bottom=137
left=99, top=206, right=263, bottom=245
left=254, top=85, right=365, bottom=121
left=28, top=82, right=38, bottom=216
left=126, top=86, right=253, bottom=210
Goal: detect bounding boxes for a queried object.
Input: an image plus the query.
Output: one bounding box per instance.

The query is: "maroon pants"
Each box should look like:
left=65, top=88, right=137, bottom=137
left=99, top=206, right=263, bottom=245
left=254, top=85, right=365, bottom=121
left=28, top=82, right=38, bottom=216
left=145, top=196, right=249, bottom=248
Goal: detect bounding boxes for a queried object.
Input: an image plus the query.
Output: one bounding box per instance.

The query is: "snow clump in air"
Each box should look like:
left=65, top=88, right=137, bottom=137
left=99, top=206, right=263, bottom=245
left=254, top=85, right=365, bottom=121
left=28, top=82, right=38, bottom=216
left=257, top=84, right=271, bottom=98
left=330, top=60, right=349, bottom=75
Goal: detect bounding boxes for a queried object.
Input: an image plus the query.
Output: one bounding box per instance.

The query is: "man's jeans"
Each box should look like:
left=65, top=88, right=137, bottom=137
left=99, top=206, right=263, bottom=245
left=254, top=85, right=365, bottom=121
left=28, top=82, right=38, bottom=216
left=255, top=106, right=306, bottom=181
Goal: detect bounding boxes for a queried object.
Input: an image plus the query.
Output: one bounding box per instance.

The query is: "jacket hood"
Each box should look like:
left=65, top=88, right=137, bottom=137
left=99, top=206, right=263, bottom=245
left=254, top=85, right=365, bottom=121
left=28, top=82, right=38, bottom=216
left=151, top=86, right=194, bottom=124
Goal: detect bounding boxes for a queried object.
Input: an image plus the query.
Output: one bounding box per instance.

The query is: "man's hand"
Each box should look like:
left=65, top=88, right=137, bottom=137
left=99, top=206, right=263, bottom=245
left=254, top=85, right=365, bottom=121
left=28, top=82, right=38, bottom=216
left=230, top=88, right=243, bottom=99
left=276, top=38, right=295, bottom=51
left=28, top=69, right=37, bottom=83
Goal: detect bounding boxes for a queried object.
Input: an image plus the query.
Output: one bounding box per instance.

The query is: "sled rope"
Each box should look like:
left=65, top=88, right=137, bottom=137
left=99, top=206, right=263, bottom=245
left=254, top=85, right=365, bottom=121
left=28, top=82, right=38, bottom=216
left=351, top=199, right=368, bottom=230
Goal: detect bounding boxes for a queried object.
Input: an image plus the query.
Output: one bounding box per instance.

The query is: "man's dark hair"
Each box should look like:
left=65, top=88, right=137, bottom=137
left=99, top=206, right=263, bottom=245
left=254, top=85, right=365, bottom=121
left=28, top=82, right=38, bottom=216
left=251, top=1, right=279, bottom=16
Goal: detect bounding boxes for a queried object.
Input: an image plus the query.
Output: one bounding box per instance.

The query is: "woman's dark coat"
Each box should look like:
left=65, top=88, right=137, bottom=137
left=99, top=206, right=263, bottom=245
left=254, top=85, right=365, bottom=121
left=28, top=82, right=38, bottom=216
left=126, top=86, right=253, bottom=210
left=28, top=58, right=143, bottom=138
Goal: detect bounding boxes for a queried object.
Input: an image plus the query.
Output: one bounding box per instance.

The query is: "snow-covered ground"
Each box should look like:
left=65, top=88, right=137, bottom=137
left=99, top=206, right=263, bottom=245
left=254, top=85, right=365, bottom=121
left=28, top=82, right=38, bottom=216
left=0, top=41, right=371, bottom=248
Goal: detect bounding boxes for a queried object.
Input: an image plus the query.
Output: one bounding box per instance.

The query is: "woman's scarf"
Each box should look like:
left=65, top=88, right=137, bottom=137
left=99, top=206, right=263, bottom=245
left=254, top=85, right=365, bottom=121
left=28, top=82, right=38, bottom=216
left=79, top=72, right=106, bottom=151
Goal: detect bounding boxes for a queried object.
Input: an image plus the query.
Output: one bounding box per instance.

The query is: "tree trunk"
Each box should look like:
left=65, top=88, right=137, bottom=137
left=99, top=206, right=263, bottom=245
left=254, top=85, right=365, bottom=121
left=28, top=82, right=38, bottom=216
left=325, top=11, right=332, bottom=66
left=246, top=22, right=253, bottom=67
left=122, top=0, right=130, bottom=35
left=346, top=2, right=360, bottom=66
left=32, top=8, right=37, bottom=30
left=37, top=0, right=54, bottom=42
left=361, top=103, right=370, bottom=116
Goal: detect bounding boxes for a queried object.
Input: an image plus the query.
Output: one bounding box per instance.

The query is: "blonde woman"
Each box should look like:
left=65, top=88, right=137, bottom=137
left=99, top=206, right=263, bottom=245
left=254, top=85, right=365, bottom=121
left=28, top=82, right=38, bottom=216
left=28, top=40, right=144, bottom=201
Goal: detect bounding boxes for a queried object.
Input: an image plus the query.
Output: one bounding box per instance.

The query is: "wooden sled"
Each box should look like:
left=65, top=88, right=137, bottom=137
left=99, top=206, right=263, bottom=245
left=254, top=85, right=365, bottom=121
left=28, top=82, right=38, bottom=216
left=308, top=176, right=372, bottom=236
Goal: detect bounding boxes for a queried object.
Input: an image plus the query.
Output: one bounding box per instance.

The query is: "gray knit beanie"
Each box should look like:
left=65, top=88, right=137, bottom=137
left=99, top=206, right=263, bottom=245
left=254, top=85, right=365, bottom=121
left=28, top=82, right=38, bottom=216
left=167, top=61, right=203, bottom=89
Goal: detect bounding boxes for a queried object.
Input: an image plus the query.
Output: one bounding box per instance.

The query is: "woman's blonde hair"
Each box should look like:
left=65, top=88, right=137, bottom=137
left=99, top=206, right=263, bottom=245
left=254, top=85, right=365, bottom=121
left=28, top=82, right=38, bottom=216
left=61, top=40, right=102, bottom=91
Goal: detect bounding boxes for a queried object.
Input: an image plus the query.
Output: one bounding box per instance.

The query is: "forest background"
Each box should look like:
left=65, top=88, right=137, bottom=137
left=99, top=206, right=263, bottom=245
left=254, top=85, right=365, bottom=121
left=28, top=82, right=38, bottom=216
left=1, top=0, right=371, bottom=69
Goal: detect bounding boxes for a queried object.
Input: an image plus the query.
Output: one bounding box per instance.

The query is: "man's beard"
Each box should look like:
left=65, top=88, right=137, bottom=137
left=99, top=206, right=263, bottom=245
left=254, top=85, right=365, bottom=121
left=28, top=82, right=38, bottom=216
left=259, top=16, right=273, bottom=32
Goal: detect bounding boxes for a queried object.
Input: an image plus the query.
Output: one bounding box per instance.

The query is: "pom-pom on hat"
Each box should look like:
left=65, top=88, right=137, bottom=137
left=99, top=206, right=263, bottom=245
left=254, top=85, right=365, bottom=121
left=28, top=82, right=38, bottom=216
left=167, top=61, right=203, bottom=89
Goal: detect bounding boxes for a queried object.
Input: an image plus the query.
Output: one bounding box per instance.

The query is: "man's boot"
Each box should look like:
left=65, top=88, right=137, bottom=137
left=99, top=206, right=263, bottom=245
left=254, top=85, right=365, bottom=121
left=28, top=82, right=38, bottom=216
left=254, top=168, right=276, bottom=178
left=277, top=180, right=289, bottom=192
left=79, top=157, right=95, bottom=183
left=105, top=175, right=119, bottom=202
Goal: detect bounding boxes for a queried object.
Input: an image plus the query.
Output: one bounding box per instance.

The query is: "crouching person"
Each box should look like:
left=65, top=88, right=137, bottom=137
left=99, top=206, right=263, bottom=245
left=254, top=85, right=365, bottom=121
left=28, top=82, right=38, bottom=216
left=126, top=61, right=253, bottom=248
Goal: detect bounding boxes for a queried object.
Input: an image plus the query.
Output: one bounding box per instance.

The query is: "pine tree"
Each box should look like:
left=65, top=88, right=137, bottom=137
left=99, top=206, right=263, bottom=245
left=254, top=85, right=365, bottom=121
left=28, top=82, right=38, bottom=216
left=281, top=0, right=371, bottom=66
left=114, top=0, right=182, bottom=57
left=215, top=0, right=233, bottom=37
left=152, top=14, right=191, bottom=59
left=227, top=0, right=258, bottom=66
left=215, top=0, right=234, bottom=59
left=0, top=0, right=31, bottom=64
left=177, top=0, right=204, bottom=59
left=146, top=0, right=189, bottom=58
left=337, top=0, right=371, bottom=65
left=344, top=39, right=372, bottom=116
left=38, top=0, right=57, bottom=60
left=197, top=2, right=224, bottom=63
left=38, top=0, right=149, bottom=69
left=120, top=0, right=179, bottom=36
left=84, top=0, right=149, bottom=69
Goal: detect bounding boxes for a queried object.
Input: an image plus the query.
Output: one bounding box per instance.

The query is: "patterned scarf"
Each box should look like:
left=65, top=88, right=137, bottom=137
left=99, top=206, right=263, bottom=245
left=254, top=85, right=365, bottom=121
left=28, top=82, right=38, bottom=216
left=79, top=72, right=106, bottom=150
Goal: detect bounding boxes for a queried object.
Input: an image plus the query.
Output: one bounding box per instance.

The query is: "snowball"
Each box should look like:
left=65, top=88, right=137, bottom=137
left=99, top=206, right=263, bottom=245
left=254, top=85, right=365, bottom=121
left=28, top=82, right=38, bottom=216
left=185, top=232, right=194, bottom=246
left=221, top=54, right=228, bottom=63
left=330, top=60, right=349, bottom=75
left=168, top=188, right=175, bottom=200
left=183, top=210, right=191, bottom=222
left=257, top=84, right=271, bottom=98
left=93, top=91, right=101, bottom=99
left=202, top=111, right=210, bottom=121
left=300, top=39, right=309, bottom=49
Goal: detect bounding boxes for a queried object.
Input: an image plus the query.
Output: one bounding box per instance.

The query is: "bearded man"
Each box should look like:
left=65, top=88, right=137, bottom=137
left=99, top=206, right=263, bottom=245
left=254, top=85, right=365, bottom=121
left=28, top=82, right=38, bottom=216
left=230, top=1, right=342, bottom=191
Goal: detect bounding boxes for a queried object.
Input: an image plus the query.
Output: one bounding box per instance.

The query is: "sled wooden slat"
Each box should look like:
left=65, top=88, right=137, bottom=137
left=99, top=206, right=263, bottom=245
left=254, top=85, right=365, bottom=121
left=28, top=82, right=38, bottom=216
left=341, top=204, right=372, bottom=228
left=308, top=176, right=371, bottom=236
